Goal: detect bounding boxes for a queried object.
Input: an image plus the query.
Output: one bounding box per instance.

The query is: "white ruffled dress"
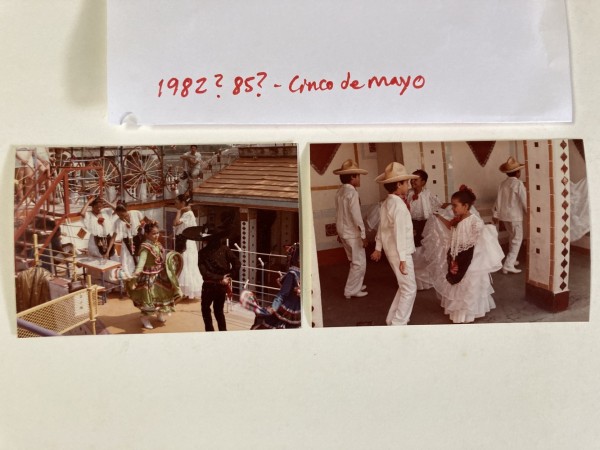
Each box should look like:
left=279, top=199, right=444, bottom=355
left=423, top=213, right=504, bottom=323
left=174, top=210, right=204, bottom=299
left=113, top=210, right=144, bottom=277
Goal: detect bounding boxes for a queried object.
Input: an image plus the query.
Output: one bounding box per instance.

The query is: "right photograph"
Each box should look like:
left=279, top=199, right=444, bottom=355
left=310, top=140, right=590, bottom=327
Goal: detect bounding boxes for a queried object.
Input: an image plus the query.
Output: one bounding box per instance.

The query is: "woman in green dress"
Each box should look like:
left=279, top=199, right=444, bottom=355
left=126, top=222, right=183, bottom=329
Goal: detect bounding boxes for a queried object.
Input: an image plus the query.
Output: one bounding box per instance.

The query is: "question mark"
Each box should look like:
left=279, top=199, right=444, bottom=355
left=256, top=72, right=267, bottom=97
left=214, top=73, right=224, bottom=88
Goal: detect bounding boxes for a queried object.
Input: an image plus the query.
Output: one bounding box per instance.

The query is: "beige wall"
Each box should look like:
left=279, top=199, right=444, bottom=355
left=311, top=143, right=380, bottom=251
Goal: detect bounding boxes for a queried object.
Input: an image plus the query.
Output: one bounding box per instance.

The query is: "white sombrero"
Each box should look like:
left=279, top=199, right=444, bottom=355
left=375, top=162, right=419, bottom=184
left=499, top=156, right=525, bottom=173
left=332, top=159, right=368, bottom=175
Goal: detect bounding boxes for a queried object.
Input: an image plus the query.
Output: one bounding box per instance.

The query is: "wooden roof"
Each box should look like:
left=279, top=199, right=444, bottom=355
left=193, top=157, right=298, bottom=211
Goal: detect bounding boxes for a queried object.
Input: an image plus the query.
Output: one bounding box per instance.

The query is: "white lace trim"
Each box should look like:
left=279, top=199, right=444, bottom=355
left=449, top=215, right=481, bottom=259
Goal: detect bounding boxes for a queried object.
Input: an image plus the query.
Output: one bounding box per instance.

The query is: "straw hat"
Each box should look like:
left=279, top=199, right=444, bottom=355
left=332, top=159, right=368, bottom=175
left=375, top=162, right=419, bottom=184
left=499, top=156, right=525, bottom=173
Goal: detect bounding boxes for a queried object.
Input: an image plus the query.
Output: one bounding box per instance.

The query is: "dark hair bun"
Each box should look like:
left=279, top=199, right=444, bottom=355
left=143, top=221, right=159, bottom=234
left=452, top=185, right=476, bottom=205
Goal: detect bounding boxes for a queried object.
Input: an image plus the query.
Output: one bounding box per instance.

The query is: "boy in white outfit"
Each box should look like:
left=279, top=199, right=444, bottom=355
left=407, top=169, right=443, bottom=245
left=370, top=162, right=419, bottom=325
left=407, top=169, right=445, bottom=290
left=493, top=157, right=527, bottom=274
left=333, top=159, right=369, bottom=299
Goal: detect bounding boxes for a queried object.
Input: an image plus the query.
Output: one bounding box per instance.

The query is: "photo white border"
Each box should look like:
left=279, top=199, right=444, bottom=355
left=0, top=0, right=598, bottom=448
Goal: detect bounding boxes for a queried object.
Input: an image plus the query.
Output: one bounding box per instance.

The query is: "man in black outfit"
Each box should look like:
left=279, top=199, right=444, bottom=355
left=186, top=226, right=240, bottom=331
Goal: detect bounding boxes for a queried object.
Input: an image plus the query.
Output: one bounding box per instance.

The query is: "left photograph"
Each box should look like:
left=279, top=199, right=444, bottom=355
left=13, top=145, right=300, bottom=336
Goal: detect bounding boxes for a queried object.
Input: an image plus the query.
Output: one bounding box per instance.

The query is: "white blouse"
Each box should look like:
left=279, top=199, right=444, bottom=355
left=82, top=209, right=114, bottom=237
left=114, top=210, right=144, bottom=240
left=174, top=210, right=197, bottom=235
left=448, top=214, right=483, bottom=259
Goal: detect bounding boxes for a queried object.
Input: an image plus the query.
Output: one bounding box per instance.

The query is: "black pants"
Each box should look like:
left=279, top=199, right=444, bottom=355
left=201, top=283, right=227, bottom=331
left=412, top=219, right=427, bottom=248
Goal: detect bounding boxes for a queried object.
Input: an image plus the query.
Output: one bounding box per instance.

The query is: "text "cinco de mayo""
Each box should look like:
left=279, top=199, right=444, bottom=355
left=157, top=71, right=426, bottom=98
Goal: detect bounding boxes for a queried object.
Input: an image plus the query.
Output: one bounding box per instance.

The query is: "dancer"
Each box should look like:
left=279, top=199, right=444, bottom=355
left=492, top=157, right=527, bottom=274
left=370, top=162, right=419, bottom=326
left=79, top=196, right=118, bottom=261
left=110, top=203, right=144, bottom=276
left=333, top=159, right=369, bottom=299
left=173, top=194, right=203, bottom=300
left=421, top=197, right=480, bottom=285
left=241, top=243, right=301, bottom=330
left=195, top=226, right=241, bottom=332
left=126, top=222, right=182, bottom=329
left=432, top=186, right=504, bottom=323
left=407, top=169, right=444, bottom=290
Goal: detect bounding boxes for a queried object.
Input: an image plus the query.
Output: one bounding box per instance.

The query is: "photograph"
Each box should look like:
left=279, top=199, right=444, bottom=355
left=310, top=140, right=590, bottom=327
left=14, top=144, right=300, bottom=336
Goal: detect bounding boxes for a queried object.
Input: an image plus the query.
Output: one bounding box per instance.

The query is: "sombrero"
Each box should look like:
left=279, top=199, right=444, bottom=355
left=332, top=159, right=368, bottom=175
left=375, top=162, right=419, bottom=184
left=499, top=157, right=525, bottom=173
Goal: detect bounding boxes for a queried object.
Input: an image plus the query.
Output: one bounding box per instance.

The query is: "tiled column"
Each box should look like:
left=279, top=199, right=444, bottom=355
left=525, top=139, right=571, bottom=311
left=239, top=208, right=257, bottom=285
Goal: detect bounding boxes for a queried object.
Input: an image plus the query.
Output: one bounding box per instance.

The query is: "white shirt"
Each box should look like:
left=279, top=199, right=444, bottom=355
left=182, top=151, right=200, bottom=172
left=375, top=194, right=415, bottom=261
left=407, top=188, right=442, bottom=220
left=493, top=177, right=527, bottom=222
left=174, top=210, right=197, bottom=235
left=82, top=209, right=115, bottom=237
left=335, top=184, right=366, bottom=240
left=114, top=210, right=144, bottom=240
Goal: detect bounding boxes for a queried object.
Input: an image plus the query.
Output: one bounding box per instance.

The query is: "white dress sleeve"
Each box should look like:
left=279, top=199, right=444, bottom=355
left=472, top=218, right=504, bottom=273
left=174, top=210, right=197, bottom=235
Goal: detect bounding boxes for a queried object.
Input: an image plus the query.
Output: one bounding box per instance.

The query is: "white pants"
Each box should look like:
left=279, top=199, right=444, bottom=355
left=188, top=164, right=201, bottom=178
left=340, top=237, right=366, bottom=297
left=386, top=254, right=417, bottom=326
left=503, top=221, right=523, bottom=269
